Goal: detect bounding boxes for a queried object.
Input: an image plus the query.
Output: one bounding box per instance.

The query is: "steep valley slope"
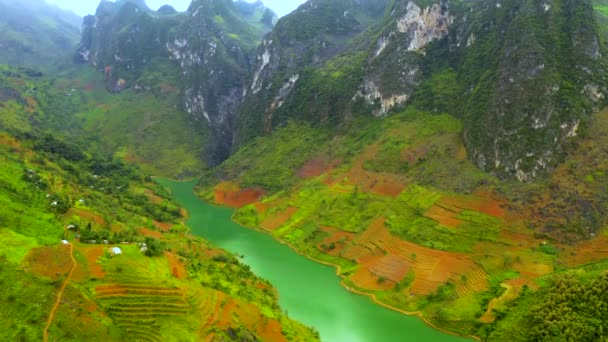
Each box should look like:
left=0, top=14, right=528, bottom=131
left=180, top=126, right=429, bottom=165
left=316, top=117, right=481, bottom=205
left=0, top=0, right=81, bottom=69
left=3, top=0, right=608, bottom=341
left=75, top=0, right=278, bottom=165
left=75, top=0, right=608, bottom=181
left=198, top=105, right=608, bottom=340
left=194, top=0, right=608, bottom=340
left=0, top=66, right=319, bottom=342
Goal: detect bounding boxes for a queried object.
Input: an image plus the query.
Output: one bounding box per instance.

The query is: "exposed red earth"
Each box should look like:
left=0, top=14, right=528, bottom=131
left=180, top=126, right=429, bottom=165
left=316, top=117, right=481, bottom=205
left=214, top=181, right=266, bottom=208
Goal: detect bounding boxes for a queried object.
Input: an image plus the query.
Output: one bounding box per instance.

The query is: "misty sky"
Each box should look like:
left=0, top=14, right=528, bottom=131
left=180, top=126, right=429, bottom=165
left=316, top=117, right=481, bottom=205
left=46, top=0, right=306, bottom=17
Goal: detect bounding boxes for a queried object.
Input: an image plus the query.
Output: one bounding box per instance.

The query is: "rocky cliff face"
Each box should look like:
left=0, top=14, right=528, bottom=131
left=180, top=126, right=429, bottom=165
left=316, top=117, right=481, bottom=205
left=367, top=0, right=607, bottom=181
left=75, top=1, right=171, bottom=92
left=234, top=0, right=455, bottom=144
left=75, top=0, right=607, bottom=181
left=235, top=0, right=607, bottom=180
left=455, top=0, right=607, bottom=181
left=167, top=0, right=272, bottom=162
left=354, top=0, right=453, bottom=117
left=75, top=0, right=276, bottom=164
left=236, top=0, right=391, bottom=143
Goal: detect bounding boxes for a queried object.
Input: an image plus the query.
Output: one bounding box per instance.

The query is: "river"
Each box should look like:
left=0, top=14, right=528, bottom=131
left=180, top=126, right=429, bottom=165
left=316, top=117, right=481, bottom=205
left=158, top=179, right=469, bottom=342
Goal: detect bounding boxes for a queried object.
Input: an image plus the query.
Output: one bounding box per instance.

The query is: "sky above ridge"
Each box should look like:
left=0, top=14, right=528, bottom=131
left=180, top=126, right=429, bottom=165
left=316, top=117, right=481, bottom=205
left=45, top=0, right=306, bottom=17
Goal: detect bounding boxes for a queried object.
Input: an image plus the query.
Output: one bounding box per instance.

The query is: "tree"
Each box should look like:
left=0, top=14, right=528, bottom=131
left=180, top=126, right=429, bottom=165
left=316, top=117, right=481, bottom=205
left=144, top=237, right=164, bottom=257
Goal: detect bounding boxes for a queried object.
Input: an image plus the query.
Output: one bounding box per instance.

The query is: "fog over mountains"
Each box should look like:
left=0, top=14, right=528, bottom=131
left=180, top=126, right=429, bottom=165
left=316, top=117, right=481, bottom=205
left=45, top=0, right=306, bottom=17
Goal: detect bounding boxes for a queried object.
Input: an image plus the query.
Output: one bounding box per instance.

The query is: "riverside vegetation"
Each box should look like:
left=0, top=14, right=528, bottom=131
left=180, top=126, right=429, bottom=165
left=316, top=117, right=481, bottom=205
left=198, top=107, right=608, bottom=340
left=194, top=1, right=608, bottom=339
left=2, top=0, right=608, bottom=341
left=0, top=66, right=319, bottom=341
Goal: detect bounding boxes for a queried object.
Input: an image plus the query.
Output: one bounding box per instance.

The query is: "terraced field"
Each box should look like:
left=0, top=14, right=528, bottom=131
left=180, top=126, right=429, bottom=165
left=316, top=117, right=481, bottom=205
left=198, top=110, right=608, bottom=338
left=261, top=207, right=299, bottom=231
left=368, top=254, right=410, bottom=283
left=343, top=144, right=407, bottom=197
left=0, top=68, right=323, bottom=342
left=193, top=289, right=219, bottom=338
left=310, top=216, right=492, bottom=297
left=193, top=288, right=289, bottom=342
left=95, top=284, right=191, bottom=342
left=561, top=234, right=608, bottom=267
left=455, top=268, right=489, bottom=298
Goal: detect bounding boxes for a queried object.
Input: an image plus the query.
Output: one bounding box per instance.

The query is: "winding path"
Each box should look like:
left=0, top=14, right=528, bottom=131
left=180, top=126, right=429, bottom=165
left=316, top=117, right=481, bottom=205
left=43, top=241, right=77, bottom=342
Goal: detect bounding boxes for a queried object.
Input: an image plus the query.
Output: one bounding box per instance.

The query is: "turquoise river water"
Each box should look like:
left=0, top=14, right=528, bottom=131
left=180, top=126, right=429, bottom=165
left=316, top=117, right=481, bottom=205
left=158, top=179, right=470, bottom=342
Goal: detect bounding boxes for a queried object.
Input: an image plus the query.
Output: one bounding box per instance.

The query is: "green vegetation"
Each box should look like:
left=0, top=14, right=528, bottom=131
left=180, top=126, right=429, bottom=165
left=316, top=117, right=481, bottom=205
left=199, top=97, right=608, bottom=338
left=236, top=0, right=391, bottom=144
left=0, top=68, right=319, bottom=341
left=485, top=268, right=608, bottom=341
left=0, top=261, right=57, bottom=341
left=201, top=122, right=329, bottom=191
left=595, top=0, right=608, bottom=41
left=1, top=0, right=608, bottom=339
left=0, top=0, right=80, bottom=69
left=236, top=0, right=608, bottom=183
left=72, top=0, right=279, bottom=165
left=0, top=64, right=206, bottom=177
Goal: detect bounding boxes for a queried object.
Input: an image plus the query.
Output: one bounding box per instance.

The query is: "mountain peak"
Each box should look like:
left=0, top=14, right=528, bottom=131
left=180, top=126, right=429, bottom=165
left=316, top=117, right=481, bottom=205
left=156, top=4, right=177, bottom=15
left=187, top=0, right=234, bottom=14
left=95, top=0, right=151, bottom=17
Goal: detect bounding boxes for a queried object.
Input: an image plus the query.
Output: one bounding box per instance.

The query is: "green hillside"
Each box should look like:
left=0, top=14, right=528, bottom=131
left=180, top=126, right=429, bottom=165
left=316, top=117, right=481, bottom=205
left=2, top=0, right=608, bottom=340
left=0, top=64, right=205, bottom=177
left=0, top=68, right=319, bottom=341
left=0, top=0, right=81, bottom=69
left=237, top=0, right=607, bottom=181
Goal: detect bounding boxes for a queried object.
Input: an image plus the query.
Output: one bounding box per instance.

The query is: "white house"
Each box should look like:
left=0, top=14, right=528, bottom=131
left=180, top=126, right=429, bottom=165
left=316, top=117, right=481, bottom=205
left=109, top=247, right=123, bottom=256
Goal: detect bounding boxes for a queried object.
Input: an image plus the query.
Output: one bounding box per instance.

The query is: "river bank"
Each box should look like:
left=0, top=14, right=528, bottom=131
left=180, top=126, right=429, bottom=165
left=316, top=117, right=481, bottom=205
left=158, top=178, right=471, bottom=342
